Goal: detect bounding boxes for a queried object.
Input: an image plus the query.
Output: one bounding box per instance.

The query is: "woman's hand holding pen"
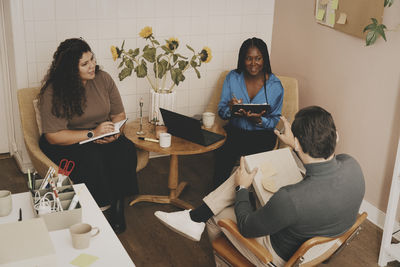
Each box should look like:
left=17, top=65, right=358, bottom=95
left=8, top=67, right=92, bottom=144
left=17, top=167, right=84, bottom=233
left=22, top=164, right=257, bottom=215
left=93, top=121, right=115, bottom=144
left=228, top=94, right=242, bottom=111
left=246, top=110, right=266, bottom=124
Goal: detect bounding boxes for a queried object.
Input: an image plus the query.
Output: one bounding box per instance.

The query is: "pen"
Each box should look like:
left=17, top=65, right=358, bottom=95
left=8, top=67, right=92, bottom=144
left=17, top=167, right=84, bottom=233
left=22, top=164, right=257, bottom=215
left=18, top=208, right=22, bottom=221
left=27, top=169, right=32, bottom=190
left=138, top=137, right=159, bottom=143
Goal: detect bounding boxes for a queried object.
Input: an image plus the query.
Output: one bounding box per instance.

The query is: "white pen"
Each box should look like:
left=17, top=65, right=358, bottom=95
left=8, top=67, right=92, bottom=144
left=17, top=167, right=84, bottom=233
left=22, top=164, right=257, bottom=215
left=138, top=137, right=159, bottom=143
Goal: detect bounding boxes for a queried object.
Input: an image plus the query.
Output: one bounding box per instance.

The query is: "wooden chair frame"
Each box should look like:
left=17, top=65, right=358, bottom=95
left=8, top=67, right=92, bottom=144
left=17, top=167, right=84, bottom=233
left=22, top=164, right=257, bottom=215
left=212, top=212, right=368, bottom=267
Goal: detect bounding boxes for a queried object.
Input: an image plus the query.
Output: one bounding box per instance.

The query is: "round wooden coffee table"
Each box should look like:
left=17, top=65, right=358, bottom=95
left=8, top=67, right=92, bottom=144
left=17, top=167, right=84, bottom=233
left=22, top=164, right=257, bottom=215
left=124, top=117, right=226, bottom=209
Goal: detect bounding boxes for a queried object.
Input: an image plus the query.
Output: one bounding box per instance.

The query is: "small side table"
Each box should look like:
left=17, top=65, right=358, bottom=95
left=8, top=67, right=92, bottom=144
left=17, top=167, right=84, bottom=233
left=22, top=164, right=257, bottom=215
left=124, top=117, right=226, bottom=209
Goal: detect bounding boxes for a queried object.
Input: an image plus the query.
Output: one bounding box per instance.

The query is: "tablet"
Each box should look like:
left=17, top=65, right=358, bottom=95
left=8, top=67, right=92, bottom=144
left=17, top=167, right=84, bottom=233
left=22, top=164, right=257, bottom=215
left=231, top=104, right=271, bottom=116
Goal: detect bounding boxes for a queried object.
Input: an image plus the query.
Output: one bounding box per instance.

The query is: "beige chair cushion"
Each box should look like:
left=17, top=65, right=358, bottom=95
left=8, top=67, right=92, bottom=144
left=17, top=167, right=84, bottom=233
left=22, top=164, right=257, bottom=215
left=32, top=99, right=43, bottom=136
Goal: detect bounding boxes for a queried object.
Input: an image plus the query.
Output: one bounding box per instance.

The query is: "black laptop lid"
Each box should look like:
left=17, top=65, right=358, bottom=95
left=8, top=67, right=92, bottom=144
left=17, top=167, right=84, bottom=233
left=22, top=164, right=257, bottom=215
left=159, top=108, right=205, bottom=145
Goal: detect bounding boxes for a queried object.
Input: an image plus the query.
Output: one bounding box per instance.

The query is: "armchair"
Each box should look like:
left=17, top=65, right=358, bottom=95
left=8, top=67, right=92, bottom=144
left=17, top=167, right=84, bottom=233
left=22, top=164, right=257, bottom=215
left=17, top=88, right=149, bottom=178
left=212, top=212, right=367, bottom=267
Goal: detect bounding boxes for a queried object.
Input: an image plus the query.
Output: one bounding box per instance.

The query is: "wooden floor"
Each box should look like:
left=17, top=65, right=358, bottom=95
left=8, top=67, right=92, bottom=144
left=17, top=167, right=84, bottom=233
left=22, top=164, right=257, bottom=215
left=0, top=153, right=399, bottom=267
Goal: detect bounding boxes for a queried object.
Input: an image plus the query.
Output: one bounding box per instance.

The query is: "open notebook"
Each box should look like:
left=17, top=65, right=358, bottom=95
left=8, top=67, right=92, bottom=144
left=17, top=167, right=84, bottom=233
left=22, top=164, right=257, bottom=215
left=244, top=147, right=304, bottom=206
left=79, top=118, right=128, bottom=145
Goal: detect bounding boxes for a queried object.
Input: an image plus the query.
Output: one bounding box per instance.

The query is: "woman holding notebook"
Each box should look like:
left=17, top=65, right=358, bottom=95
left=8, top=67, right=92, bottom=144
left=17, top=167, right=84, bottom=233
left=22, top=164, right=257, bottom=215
left=38, top=38, right=137, bottom=234
left=214, top=37, right=284, bottom=188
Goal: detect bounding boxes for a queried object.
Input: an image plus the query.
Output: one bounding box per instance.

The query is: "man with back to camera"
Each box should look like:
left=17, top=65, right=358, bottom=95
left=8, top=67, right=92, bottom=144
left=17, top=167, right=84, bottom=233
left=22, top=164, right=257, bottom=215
left=155, top=106, right=365, bottom=266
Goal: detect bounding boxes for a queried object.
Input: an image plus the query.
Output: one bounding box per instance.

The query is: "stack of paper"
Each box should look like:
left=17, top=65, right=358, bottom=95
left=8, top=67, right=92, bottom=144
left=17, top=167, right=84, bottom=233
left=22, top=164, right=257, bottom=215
left=244, top=148, right=303, bottom=206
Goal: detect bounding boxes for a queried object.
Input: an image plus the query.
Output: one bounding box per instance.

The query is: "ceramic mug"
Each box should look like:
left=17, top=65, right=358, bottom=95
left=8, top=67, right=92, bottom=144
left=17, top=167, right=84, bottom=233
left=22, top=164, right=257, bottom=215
left=159, top=133, right=171, bottom=148
left=202, top=112, right=215, bottom=128
left=0, top=190, right=12, bottom=217
left=69, top=223, right=100, bottom=249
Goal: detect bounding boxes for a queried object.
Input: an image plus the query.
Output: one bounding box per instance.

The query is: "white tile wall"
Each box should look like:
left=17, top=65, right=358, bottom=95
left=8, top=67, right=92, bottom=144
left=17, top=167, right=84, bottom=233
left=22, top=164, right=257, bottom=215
left=10, top=0, right=276, bottom=119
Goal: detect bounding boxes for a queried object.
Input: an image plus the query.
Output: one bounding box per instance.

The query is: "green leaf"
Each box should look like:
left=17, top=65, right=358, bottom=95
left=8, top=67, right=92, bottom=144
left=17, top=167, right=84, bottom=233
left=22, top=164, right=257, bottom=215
left=157, top=59, right=169, bottom=78
left=132, top=48, right=139, bottom=57
left=363, top=18, right=387, bottom=45
left=152, top=39, right=160, bottom=45
left=170, top=68, right=185, bottom=86
left=194, top=67, right=200, bottom=79
left=118, top=67, right=132, bottom=81
left=161, top=45, right=172, bottom=54
left=178, top=60, right=188, bottom=70
left=135, top=60, right=147, bottom=77
left=186, top=45, right=195, bottom=53
left=384, top=0, right=394, bottom=7
left=190, top=60, right=197, bottom=68
left=121, top=40, right=125, bottom=50
left=175, top=53, right=188, bottom=59
left=142, top=46, right=156, bottom=62
left=118, top=61, right=124, bottom=68
left=125, top=59, right=134, bottom=69
left=365, top=30, right=377, bottom=46
left=173, top=54, right=178, bottom=62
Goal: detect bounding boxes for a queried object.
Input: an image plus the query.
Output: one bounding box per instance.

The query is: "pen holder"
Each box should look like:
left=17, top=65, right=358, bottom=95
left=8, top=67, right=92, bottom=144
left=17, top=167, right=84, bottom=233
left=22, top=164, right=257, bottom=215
left=29, top=178, right=82, bottom=231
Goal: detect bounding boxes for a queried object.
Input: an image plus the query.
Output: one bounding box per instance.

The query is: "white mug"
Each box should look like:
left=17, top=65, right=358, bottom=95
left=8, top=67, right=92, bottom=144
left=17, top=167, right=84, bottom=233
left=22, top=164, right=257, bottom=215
left=69, top=223, right=100, bottom=249
left=159, top=132, right=171, bottom=148
left=0, top=190, right=12, bottom=217
left=202, top=112, right=215, bottom=128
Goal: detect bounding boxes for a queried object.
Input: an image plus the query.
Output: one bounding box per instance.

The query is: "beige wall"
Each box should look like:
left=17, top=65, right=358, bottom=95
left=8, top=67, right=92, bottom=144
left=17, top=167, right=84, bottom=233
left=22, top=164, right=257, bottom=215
left=271, top=0, right=400, bottom=216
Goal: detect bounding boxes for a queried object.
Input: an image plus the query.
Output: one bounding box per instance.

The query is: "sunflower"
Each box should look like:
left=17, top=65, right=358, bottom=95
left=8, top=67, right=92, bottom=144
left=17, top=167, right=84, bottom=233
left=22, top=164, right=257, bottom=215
left=199, top=46, right=212, bottom=63
left=110, top=46, right=119, bottom=61
left=166, top=37, right=179, bottom=51
left=139, top=26, right=153, bottom=39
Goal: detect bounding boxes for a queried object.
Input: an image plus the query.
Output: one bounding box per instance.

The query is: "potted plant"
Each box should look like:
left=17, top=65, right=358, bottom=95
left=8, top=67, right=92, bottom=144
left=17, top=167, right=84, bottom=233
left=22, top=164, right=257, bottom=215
left=111, top=26, right=212, bottom=124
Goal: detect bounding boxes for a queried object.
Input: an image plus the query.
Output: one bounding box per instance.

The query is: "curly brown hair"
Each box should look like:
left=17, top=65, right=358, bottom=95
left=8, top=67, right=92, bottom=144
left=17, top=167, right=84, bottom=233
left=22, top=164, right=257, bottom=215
left=39, top=38, right=99, bottom=120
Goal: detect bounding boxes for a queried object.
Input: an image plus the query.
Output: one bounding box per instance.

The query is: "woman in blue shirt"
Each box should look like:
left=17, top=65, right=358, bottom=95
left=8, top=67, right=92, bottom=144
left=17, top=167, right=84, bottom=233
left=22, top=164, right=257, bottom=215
left=214, top=37, right=283, bottom=188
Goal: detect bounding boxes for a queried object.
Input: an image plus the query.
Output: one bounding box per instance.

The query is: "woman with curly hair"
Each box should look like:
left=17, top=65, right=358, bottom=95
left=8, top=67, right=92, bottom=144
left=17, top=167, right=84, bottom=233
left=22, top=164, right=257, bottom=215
left=39, top=38, right=137, bottom=234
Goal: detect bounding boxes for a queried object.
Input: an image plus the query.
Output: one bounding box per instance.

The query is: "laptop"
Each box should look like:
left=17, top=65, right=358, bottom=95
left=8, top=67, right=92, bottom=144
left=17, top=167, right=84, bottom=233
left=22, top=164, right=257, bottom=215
left=159, top=108, right=225, bottom=146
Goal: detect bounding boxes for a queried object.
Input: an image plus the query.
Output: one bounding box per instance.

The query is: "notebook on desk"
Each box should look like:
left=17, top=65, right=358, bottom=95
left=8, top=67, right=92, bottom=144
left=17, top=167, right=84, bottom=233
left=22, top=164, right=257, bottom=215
left=160, top=108, right=225, bottom=146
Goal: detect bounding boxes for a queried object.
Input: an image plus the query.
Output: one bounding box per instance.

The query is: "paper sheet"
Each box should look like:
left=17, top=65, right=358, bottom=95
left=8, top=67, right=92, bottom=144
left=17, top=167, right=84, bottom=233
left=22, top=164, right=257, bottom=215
left=316, top=9, right=326, bottom=20
left=337, top=12, right=347, bottom=24
left=70, top=253, right=99, bottom=267
left=245, top=148, right=303, bottom=206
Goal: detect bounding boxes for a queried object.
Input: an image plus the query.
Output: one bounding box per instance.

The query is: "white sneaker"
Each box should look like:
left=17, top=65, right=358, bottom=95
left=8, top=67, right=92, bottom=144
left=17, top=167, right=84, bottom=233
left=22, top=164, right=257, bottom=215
left=154, top=209, right=205, bottom=242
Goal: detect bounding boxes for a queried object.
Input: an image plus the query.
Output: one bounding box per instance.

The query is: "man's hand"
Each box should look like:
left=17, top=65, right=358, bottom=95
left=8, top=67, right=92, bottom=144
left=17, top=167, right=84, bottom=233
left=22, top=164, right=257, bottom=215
left=274, top=116, right=295, bottom=149
left=234, top=157, right=258, bottom=188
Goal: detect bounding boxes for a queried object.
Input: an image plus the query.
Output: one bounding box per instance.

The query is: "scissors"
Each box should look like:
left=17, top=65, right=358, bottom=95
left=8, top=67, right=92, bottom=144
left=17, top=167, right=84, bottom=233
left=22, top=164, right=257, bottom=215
left=57, top=159, right=75, bottom=186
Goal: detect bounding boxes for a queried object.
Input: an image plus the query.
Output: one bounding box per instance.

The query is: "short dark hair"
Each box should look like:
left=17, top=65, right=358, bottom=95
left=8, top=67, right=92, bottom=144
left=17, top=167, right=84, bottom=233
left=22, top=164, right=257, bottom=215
left=236, top=37, right=272, bottom=75
left=291, top=106, right=337, bottom=159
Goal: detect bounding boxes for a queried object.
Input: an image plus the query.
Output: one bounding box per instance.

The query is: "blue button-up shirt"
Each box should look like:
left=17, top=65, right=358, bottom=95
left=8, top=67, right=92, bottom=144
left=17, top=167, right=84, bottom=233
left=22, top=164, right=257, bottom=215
left=218, top=70, right=284, bottom=130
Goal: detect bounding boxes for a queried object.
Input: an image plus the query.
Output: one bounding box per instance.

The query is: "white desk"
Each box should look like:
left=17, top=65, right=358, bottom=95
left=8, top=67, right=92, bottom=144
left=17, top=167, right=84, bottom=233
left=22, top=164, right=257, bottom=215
left=0, top=184, right=135, bottom=267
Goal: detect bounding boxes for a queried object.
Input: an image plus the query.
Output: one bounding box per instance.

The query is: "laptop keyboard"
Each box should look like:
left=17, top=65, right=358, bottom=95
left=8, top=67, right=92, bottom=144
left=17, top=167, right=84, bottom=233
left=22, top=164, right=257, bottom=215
left=201, top=129, right=225, bottom=145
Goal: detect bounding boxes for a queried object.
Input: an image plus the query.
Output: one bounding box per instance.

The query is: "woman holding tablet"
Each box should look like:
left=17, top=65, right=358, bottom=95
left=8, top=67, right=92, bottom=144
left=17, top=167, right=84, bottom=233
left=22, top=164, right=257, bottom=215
left=214, top=37, right=283, bottom=188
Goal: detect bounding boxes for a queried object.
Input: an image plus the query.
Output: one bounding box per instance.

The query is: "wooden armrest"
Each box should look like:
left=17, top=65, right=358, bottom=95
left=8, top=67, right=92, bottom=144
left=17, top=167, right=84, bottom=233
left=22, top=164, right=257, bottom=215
left=218, top=219, right=273, bottom=264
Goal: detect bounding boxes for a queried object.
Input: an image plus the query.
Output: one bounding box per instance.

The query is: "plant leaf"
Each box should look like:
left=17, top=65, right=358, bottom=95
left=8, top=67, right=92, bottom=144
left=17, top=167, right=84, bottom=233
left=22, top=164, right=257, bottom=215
left=384, top=0, right=394, bottom=7
left=118, top=61, right=124, bottom=68
left=118, top=67, right=132, bottom=81
left=132, top=48, right=139, bottom=57
left=365, top=30, right=377, bottom=46
left=186, top=45, right=195, bottom=53
left=152, top=39, right=160, bottom=45
left=135, top=60, right=147, bottom=77
left=173, top=54, right=178, bottom=62
left=142, top=46, right=156, bottom=62
left=194, top=67, right=200, bottom=79
left=161, top=45, right=172, bottom=54
left=175, top=53, right=188, bottom=59
left=125, top=59, right=134, bottom=69
left=178, top=60, right=188, bottom=70
left=363, top=18, right=387, bottom=45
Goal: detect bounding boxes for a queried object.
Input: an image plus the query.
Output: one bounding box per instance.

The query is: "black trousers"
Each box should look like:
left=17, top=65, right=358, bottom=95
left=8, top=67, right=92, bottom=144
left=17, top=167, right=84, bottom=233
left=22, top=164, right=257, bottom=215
left=213, top=124, right=277, bottom=188
left=39, top=135, right=138, bottom=207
